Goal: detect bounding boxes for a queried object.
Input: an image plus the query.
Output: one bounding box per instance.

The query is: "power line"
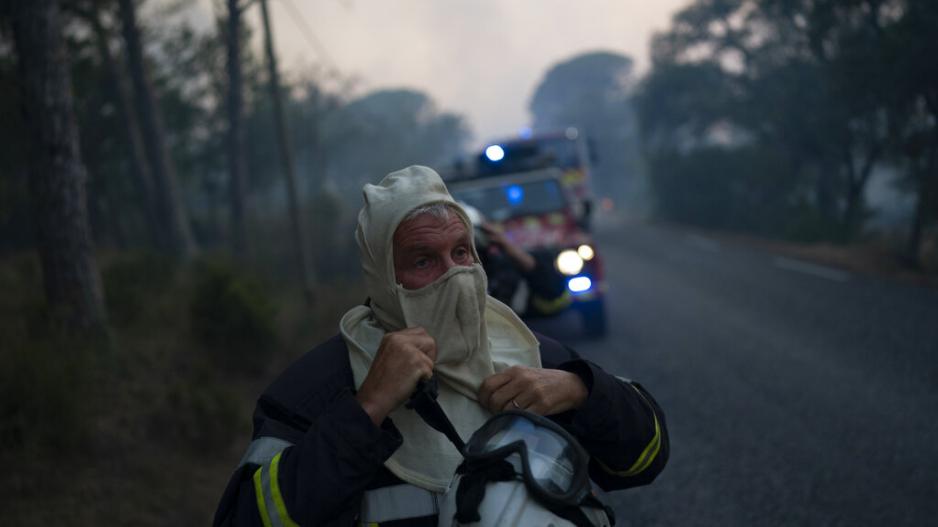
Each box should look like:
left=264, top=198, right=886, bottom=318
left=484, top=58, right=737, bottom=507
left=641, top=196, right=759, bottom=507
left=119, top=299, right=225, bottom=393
left=273, top=0, right=338, bottom=73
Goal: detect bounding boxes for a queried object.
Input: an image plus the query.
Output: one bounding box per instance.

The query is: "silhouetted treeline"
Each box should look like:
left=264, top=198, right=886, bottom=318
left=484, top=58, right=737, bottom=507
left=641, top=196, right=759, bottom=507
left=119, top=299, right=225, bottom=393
left=637, top=0, right=937, bottom=265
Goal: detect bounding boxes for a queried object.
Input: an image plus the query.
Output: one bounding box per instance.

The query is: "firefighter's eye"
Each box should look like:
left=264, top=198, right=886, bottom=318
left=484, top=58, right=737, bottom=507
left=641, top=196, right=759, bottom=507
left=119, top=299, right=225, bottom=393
left=414, top=257, right=431, bottom=269
left=453, top=246, right=470, bottom=262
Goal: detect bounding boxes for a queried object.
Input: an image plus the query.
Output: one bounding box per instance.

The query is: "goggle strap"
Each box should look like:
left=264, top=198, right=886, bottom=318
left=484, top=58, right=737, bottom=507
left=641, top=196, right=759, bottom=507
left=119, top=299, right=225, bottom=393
left=543, top=496, right=608, bottom=527
left=406, top=378, right=466, bottom=452
left=454, top=459, right=517, bottom=524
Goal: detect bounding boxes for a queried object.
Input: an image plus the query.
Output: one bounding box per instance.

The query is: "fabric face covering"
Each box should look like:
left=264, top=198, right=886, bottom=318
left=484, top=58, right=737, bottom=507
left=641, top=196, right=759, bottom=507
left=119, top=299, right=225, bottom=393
left=396, top=264, right=492, bottom=399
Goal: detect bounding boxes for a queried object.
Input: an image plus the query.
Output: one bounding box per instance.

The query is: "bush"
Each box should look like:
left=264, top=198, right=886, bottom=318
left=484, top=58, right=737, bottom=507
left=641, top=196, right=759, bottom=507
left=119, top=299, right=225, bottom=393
left=0, top=338, right=97, bottom=453
left=102, top=251, right=177, bottom=328
left=0, top=254, right=97, bottom=453
left=648, top=145, right=803, bottom=236
left=189, top=260, right=278, bottom=375
left=149, top=374, right=244, bottom=449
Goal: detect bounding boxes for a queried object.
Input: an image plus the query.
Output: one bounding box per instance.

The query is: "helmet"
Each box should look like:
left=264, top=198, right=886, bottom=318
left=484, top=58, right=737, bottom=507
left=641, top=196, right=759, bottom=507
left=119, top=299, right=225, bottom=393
left=406, top=383, right=614, bottom=526
left=456, top=201, right=489, bottom=248
left=438, top=479, right=612, bottom=526
left=436, top=410, right=614, bottom=527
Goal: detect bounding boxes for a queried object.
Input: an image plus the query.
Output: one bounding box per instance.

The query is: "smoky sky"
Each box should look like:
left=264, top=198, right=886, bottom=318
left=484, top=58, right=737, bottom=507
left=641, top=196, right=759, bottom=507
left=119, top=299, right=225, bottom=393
left=181, top=0, right=688, bottom=145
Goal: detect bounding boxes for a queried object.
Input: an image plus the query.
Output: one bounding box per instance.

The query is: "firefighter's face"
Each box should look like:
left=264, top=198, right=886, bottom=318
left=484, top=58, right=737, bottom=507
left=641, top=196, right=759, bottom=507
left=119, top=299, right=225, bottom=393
left=393, top=213, right=474, bottom=289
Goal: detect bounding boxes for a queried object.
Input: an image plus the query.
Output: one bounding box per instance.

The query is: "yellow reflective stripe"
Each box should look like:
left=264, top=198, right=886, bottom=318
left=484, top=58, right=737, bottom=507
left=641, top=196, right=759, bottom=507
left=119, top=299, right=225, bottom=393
left=269, top=451, right=300, bottom=527
left=596, top=415, right=661, bottom=477
left=531, top=290, right=572, bottom=314
left=253, top=467, right=274, bottom=527
left=596, top=385, right=663, bottom=478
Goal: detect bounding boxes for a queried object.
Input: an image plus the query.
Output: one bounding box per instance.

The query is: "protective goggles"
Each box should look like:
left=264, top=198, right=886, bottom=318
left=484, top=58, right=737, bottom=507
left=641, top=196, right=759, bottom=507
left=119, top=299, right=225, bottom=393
left=462, top=409, right=590, bottom=507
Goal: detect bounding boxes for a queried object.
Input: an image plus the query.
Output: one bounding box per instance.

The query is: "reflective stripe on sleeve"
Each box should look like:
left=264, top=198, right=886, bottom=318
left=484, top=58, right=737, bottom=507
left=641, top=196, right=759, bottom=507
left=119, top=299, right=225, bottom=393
left=360, top=484, right=439, bottom=523
left=531, top=290, right=573, bottom=315
left=239, top=436, right=294, bottom=468
left=596, top=383, right=662, bottom=478
left=253, top=468, right=273, bottom=527
left=253, top=451, right=299, bottom=527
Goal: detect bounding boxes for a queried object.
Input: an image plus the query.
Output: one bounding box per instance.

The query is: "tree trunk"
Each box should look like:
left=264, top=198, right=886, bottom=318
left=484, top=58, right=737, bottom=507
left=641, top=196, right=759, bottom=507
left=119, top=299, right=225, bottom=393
left=226, top=0, right=250, bottom=259
left=841, top=144, right=881, bottom=239
left=117, top=0, right=196, bottom=258
left=12, top=0, right=108, bottom=334
left=85, top=5, right=161, bottom=247
left=905, top=142, right=936, bottom=268
left=905, top=169, right=926, bottom=269
left=815, top=159, right=837, bottom=225
left=259, top=0, right=314, bottom=304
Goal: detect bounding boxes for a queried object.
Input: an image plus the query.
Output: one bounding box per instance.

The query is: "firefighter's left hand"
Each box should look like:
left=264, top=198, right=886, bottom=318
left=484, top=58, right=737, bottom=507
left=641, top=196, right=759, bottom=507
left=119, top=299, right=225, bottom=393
left=478, top=366, right=588, bottom=416
left=480, top=223, right=536, bottom=273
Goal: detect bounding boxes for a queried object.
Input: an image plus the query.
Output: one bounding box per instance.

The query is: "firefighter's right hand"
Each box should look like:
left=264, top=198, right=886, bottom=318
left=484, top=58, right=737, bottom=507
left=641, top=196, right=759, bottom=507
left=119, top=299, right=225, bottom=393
left=355, top=327, right=437, bottom=426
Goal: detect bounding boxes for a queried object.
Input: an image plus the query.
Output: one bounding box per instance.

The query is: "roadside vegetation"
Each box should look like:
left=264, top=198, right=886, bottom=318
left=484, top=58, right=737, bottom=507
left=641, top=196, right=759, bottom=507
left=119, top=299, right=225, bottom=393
left=0, top=251, right=364, bottom=525
left=636, top=0, right=938, bottom=271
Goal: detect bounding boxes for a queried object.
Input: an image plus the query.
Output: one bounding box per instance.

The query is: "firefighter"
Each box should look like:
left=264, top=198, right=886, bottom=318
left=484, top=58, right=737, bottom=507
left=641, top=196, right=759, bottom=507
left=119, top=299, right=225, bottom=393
left=460, top=202, right=571, bottom=317
left=213, top=166, right=667, bottom=526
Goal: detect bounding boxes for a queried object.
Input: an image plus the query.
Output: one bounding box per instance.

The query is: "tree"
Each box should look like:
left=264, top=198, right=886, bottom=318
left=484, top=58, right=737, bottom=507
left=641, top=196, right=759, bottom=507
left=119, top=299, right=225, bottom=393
left=638, top=0, right=910, bottom=241
left=117, top=0, right=196, bottom=257
left=258, top=0, right=313, bottom=302
left=881, top=0, right=938, bottom=266
left=11, top=0, right=108, bottom=334
left=328, top=89, right=471, bottom=199
left=226, top=0, right=250, bottom=258
left=70, top=0, right=161, bottom=248
left=529, top=52, right=641, bottom=203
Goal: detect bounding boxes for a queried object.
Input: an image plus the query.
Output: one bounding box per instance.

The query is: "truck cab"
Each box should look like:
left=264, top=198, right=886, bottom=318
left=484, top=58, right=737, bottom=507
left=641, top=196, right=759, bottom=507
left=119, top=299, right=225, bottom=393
left=448, top=168, right=607, bottom=337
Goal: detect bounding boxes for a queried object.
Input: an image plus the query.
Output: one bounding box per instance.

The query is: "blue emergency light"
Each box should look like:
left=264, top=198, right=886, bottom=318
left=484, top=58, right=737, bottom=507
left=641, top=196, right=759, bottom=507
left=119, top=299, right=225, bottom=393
left=567, top=276, right=592, bottom=293
left=505, top=184, right=524, bottom=205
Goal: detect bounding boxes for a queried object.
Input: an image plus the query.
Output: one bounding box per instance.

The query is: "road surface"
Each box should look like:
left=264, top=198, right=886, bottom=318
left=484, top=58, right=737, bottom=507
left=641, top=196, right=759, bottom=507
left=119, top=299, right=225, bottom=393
left=527, top=219, right=938, bottom=526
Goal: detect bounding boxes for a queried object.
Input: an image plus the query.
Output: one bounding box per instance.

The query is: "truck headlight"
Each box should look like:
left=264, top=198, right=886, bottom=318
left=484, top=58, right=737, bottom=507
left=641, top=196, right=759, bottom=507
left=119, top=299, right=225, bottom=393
left=555, top=250, right=584, bottom=276
left=577, top=244, right=594, bottom=261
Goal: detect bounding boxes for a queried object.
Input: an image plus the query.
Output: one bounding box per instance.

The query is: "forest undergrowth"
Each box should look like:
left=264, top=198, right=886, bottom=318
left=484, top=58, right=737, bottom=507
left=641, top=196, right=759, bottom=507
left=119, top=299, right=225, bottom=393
left=0, top=251, right=363, bottom=525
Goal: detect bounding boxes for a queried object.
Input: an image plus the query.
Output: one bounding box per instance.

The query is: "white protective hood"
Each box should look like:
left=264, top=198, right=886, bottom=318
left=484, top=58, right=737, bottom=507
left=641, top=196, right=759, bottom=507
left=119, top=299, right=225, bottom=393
left=340, top=165, right=541, bottom=492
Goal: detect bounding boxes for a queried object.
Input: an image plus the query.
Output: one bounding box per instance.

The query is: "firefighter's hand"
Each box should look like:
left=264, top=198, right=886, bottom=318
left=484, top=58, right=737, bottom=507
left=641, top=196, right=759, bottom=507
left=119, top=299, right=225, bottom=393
left=480, top=223, right=536, bottom=272
left=355, top=327, right=437, bottom=426
left=480, top=222, right=509, bottom=248
left=478, top=366, right=588, bottom=416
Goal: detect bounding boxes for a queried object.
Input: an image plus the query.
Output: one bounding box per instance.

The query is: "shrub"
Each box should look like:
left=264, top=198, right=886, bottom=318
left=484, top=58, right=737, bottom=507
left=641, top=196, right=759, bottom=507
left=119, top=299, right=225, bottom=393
left=189, top=260, right=278, bottom=375
left=0, top=254, right=96, bottom=453
left=648, top=145, right=803, bottom=236
left=102, top=251, right=177, bottom=328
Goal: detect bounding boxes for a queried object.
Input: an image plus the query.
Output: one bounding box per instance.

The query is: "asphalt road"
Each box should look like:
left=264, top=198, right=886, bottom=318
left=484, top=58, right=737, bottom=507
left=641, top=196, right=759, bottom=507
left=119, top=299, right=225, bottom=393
left=527, top=219, right=938, bottom=526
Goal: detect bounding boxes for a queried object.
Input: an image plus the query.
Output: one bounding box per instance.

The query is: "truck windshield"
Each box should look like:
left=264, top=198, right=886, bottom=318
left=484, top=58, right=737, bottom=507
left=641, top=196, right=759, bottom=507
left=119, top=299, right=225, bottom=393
left=451, top=178, right=567, bottom=222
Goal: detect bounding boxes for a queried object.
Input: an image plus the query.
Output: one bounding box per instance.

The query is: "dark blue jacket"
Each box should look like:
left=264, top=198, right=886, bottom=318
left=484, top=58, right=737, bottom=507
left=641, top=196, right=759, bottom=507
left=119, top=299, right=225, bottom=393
left=213, top=332, right=668, bottom=526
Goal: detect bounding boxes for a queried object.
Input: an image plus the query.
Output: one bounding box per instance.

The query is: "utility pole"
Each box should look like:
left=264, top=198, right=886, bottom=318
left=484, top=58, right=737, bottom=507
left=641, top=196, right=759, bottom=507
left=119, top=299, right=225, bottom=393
left=226, top=0, right=249, bottom=259
left=259, top=0, right=314, bottom=304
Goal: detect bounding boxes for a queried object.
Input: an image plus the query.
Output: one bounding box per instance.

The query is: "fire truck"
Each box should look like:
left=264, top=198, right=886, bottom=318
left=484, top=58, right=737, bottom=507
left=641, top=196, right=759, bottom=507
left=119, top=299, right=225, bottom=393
left=472, top=128, right=596, bottom=229
left=445, top=129, right=607, bottom=337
